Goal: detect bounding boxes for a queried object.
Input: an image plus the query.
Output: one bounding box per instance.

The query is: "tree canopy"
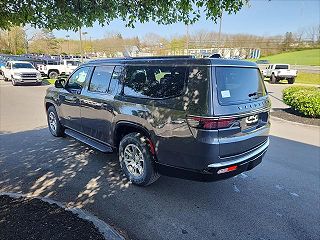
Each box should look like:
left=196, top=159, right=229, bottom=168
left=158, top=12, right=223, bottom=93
left=0, top=0, right=248, bottom=30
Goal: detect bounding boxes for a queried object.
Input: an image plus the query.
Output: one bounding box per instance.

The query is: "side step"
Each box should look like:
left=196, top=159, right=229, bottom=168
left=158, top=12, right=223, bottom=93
left=65, top=129, right=113, bottom=153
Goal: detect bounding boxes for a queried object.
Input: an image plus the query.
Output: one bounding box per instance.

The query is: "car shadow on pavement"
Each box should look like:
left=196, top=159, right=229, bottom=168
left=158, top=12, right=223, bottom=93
left=0, top=127, right=130, bottom=208
left=0, top=128, right=319, bottom=240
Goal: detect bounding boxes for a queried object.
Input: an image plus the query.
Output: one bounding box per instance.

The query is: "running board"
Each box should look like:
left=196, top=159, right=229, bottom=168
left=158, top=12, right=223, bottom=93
left=65, top=129, right=113, bottom=153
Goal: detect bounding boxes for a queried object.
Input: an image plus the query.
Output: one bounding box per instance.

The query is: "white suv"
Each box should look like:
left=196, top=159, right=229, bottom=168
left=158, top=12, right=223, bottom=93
left=3, top=61, right=42, bottom=86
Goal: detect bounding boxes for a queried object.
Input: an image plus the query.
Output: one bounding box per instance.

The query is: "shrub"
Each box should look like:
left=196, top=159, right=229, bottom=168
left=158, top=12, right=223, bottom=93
left=283, top=86, right=320, bottom=118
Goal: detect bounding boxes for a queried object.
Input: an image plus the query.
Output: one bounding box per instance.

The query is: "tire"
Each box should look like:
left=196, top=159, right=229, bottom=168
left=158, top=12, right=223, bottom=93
left=47, top=106, right=64, bottom=137
left=119, top=133, right=160, bottom=186
left=288, top=78, right=295, bottom=84
left=270, top=74, right=276, bottom=84
left=4, top=77, right=8, bottom=82
left=48, top=70, right=59, bottom=79
left=11, top=78, right=17, bottom=86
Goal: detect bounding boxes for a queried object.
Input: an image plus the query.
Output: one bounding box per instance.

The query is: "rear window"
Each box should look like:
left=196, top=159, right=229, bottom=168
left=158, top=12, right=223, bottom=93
left=215, top=67, right=267, bottom=105
left=275, top=65, right=289, bottom=69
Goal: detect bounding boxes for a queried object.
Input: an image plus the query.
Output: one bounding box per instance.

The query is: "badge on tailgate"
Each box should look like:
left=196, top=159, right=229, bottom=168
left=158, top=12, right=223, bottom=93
left=245, top=114, right=259, bottom=125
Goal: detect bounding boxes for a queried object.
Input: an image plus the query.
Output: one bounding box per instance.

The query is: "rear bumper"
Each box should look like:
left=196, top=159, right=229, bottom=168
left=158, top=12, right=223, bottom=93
left=277, top=75, right=296, bottom=79
left=156, top=138, right=269, bottom=182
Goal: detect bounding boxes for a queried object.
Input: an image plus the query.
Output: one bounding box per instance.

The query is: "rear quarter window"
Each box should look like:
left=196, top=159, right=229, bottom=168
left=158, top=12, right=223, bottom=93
left=215, top=67, right=267, bottom=105
left=184, top=66, right=210, bottom=115
left=123, top=65, right=187, bottom=99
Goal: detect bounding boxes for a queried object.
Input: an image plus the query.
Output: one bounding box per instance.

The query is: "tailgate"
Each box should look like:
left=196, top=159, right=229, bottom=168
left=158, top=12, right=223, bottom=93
left=218, top=110, right=270, bottom=157
left=213, top=66, right=270, bottom=158
left=279, top=69, right=296, bottom=76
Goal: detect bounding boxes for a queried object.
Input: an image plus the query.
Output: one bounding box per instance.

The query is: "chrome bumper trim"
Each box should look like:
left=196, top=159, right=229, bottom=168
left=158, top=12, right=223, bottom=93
left=208, top=138, right=269, bottom=168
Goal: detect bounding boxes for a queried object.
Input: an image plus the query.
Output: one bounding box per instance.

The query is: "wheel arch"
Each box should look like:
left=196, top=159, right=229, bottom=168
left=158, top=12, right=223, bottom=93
left=48, top=69, right=60, bottom=75
left=45, top=100, right=62, bottom=121
left=45, top=101, right=55, bottom=111
left=113, top=121, right=154, bottom=151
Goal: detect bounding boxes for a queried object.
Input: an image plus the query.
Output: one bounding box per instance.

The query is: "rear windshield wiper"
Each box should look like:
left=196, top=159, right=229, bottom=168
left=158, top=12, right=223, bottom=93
left=248, top=91, right=263, bottom=98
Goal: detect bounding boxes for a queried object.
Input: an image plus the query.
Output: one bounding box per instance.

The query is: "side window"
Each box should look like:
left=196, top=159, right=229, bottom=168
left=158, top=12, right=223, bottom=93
left=89, top=65, right=114, bottom=93
left=108, top=66, right=122, bottom=94
left=67, top=67, right=91, bottom=89
left=123, top=66, right=186, bottom=99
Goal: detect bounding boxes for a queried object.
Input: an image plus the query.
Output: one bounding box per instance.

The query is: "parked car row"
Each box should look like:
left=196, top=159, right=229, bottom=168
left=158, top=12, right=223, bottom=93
left=0, top=54, right=84, bottom=85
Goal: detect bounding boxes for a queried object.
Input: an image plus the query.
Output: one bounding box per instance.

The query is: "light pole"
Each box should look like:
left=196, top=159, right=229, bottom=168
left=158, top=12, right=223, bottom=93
left=82, top=31, right=88, bottom=56
left=66, top=35, right=70, bottom=54
left=79, top=27, right=83, bottom=62
left=186, top=24, right=189, bottom=55
left=218, top=13, right=223, bottom=48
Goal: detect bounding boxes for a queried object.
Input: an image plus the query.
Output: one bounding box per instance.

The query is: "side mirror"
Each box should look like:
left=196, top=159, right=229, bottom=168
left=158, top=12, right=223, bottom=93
left=54, top=79, right=65, bottom=88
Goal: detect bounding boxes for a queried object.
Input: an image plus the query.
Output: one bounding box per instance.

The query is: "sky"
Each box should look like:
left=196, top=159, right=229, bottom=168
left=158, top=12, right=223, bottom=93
left=52, top=0, right=320, bottom=40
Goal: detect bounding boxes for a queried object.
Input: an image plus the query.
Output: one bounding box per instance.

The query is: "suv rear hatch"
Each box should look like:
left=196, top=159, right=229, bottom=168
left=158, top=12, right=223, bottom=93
left=212, top=66, right=270, bottom=158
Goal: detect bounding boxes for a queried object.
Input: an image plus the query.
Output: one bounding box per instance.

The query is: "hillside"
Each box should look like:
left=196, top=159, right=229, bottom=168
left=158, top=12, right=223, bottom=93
left=264, top=49, right=320, bottom=66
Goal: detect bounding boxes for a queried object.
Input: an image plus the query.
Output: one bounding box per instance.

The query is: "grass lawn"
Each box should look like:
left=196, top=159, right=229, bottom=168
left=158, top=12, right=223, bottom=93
left=264, top=72, right=320, bottom=85
left=260, top=49, right=320, bottom=66
left=42, top=78, right=56, bottom=85
left=295, top=72, right=320, bottom=85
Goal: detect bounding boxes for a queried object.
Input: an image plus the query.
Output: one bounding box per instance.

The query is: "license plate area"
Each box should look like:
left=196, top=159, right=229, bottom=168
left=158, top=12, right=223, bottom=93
left=241, top=112, right=268, bottom=131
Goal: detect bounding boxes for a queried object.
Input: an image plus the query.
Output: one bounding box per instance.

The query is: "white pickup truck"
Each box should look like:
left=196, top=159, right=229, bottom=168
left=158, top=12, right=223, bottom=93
left=262, top=64, right=297, bottom=84
left=37, top=59, right=81, bottom=79
left=2, top=61, right=42, bottom=86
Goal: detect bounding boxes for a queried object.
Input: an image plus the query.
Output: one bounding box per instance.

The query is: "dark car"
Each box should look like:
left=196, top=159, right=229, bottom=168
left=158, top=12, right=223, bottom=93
left=44, top=56, right=270, bottom=186
left=256, top=59, right=270, bottom=64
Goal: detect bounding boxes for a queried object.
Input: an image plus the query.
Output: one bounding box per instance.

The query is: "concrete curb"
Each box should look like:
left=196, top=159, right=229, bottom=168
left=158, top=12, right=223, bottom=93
left=270, top=115, right=319, bottom=128
left=0, top=192, right=124, bottom=240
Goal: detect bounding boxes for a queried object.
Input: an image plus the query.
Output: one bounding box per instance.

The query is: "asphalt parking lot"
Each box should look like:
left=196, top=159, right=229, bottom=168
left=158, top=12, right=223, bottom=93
left=0, top=80, right=319, bottom=240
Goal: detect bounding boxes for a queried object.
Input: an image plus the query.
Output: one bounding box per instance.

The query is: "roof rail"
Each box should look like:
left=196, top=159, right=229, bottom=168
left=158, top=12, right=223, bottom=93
left=130, top=55, right=195, bottom=59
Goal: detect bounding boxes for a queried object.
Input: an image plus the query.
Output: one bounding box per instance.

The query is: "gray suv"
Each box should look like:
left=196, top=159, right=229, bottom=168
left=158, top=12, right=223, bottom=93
left=45, top=56, right=270, bottom=186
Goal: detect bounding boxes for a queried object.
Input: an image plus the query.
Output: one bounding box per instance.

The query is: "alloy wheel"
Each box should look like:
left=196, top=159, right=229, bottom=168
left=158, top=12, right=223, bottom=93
left=48, top=111, right=57, bottom=133
left=122, top=144, right=145, bottom=177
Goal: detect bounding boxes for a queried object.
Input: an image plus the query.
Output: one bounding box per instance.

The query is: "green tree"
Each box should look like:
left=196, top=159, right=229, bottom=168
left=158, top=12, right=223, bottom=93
left=282, top=32, right=295, bottom=51
left=0, top=0, right=248, bottom=30
left=29, top=29, right=60, bottom=54
left=0, top=27, right=26, bottom=54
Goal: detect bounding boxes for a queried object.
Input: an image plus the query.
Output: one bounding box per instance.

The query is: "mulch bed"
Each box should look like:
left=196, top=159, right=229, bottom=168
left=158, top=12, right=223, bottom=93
left=271, top=108, right=320, bottom=126
left=0, top=195, right=105, bottom=240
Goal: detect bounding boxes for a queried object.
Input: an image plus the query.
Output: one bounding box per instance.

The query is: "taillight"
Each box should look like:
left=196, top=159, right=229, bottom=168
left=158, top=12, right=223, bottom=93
left=217, top=165, right=238, bottom=174
left=187, top=116, right=236, bottom=130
